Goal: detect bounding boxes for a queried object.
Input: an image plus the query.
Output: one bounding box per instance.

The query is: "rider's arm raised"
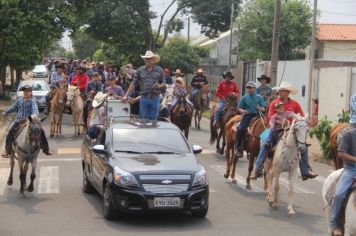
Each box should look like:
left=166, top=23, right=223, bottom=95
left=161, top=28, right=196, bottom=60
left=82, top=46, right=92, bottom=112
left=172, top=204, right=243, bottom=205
left=3, top=99, right=20, bottom=115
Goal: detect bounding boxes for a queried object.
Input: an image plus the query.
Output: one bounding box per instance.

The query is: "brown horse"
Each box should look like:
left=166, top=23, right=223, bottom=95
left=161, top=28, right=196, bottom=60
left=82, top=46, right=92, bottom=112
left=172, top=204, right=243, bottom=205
left=83, top=89, right=96, bottom=134
left=330, top=123, right=350, bottom=170
left=50, top=83, right=66, bottom=137
left=67, top=86, right=83, bottom=136
left=223, top=115, right=242, bottom=182
left=171, top=95, right=193, bottom=139
left=210, top=94, right=238, bottom=154
left=192, top=84, right=209, bottom=129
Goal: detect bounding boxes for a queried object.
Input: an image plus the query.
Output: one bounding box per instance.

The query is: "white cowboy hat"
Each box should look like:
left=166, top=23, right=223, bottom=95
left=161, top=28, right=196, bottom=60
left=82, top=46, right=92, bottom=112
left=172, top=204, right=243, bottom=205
left=140, top=50, right=160, bottom=63
left=197, top=68, right=204, bottom=74
left=273, top=81, right=298, bottom=95
left=174, top=69, right=181, bottom=74
left=92, top=92, right=108, bottom=108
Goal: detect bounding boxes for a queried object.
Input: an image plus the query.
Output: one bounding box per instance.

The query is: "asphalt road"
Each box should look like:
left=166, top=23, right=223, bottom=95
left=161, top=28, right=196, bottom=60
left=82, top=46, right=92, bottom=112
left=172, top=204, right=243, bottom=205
left=0, top=114, right=331, bottom=236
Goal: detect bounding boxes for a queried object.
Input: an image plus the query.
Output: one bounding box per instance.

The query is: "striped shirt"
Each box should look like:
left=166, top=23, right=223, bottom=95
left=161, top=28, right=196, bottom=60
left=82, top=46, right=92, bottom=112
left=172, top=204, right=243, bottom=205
left=4, top=98, right=39, bottom=121
left=132, top=65, right=164, bottom=96
left=50, top=72, right=66, bottom=88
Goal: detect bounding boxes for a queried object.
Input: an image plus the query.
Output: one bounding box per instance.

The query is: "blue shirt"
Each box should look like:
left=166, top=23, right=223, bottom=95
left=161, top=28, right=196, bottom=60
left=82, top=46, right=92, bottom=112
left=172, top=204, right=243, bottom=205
left=238, top=93, right=266, bottom=114
left=85, top=80, right=103, bottom=95
left=4, top=98, right=39, bottom=121
left=50, top=72, right=66, bottom=88
left=256, top=85, right=273, bottom=97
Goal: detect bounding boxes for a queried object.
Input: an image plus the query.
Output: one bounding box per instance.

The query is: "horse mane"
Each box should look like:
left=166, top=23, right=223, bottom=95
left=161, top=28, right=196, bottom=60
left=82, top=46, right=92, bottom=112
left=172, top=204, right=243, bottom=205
left=330, top=123, right=349, bottom=170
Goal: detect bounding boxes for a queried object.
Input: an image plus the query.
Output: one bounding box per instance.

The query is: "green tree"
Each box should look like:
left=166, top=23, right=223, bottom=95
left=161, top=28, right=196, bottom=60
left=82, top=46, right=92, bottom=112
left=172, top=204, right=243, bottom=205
left=71, top=28, right=100, bottom=59
left=46, top=41, right=67, bottom=58
left=238, top=0, right=313, bottom=60
left=157, top=36, right=209, bottom=74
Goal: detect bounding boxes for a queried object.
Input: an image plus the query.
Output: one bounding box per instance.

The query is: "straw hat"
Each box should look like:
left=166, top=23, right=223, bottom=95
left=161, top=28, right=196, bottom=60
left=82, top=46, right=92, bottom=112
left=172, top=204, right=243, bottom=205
left=174, top=69, right=181, bottom=75
left=176, top=78, right=185, bottom=86
left=92, top=92, right=108, bottom=108
left=273, top=81, right=298, bottom=95
left=197, top=68, right=204, bottom=74
left=140, top=50, right=160, bottom=63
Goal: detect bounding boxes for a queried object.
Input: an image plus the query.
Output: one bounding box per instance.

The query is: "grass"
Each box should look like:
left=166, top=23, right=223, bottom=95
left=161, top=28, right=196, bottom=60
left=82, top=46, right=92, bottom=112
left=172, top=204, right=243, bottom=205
left=202, top=110, right=211, bottom=119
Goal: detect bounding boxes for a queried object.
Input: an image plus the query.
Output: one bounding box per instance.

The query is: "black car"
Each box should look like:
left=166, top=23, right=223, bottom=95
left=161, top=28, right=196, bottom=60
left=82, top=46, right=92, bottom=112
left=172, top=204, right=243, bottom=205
left=81, top=119, right=209, bottom=220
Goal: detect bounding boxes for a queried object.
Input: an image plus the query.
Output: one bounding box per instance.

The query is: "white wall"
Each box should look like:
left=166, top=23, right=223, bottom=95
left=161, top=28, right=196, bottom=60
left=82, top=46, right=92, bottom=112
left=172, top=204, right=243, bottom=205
left=322, top=42, right=356, bottom=61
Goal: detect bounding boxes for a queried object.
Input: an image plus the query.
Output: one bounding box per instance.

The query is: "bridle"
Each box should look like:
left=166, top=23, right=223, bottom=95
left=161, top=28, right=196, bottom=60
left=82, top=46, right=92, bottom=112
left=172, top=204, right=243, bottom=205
left=292, top=119, right=310, bottom=146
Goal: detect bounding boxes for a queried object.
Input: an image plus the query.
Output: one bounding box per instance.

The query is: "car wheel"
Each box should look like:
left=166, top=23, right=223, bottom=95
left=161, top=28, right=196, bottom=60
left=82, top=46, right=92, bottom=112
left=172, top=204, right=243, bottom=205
left=191, top=205, right=208, bottom=218
left=82, top=165, right=94, bottom=193
left=103, top=183, right=117, bottom=220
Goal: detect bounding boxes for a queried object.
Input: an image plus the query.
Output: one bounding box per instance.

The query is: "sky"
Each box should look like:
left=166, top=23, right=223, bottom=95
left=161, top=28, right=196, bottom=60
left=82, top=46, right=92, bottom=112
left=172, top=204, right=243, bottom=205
left=61, top=0, right=356, bottom=51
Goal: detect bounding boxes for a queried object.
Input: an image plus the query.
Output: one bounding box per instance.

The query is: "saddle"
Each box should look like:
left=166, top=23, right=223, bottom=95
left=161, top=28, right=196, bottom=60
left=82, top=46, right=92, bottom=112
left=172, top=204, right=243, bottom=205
left=14, top=120, right=29, bottom=140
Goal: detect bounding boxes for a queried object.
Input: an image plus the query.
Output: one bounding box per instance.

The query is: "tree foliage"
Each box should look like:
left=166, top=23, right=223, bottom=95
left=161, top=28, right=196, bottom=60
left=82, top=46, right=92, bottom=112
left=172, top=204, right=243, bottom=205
left=157, top=36, right=209, bottom=74
left=71, top=28, right=100, bottom=60
left=238, top=0, right=313, bottom=60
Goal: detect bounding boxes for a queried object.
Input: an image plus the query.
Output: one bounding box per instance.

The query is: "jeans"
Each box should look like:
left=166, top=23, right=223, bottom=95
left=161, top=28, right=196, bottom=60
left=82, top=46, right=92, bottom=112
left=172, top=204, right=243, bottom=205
left=235, top=114, right=257, bottom=150
left=330, top=167, right=356, bottom=229
left=87, top=127, right=98, bottom=139
left=139, top=95, right=160, bottom=120
left=191, top=88, right=199, bottom=103
left=214, top=101, right=225, bottom=122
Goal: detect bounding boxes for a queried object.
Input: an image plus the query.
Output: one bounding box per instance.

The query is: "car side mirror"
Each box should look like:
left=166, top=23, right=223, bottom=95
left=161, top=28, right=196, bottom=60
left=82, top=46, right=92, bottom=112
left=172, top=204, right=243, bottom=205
left=192, top=145, right=203, bottom=154
left=92, top=144, right=107, bottom=155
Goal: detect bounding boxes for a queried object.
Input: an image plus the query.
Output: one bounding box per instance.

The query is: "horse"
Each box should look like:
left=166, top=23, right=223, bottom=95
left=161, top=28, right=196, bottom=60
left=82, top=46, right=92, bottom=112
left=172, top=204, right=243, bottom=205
left=209, top=94, right=238, bottom=155
left=223, top=115, right=242, bottom=182
left=170, top=95, right=193, bottom=139
left=322, top=169, right=356, bottom=236
left=330, top=123, right=350, bottom=170
left=265, top=114, right=309, bottom=216
left=50, top=83, right=66, bottom=137
left=83, top=89, right=97, bottom=133
left=7, top=115, right=44, bottom=196
left=67, top=86, right=83, bottom=136
left=161, top=84, right=174, bottom=109
left=192, top=84, right=209, bottom=129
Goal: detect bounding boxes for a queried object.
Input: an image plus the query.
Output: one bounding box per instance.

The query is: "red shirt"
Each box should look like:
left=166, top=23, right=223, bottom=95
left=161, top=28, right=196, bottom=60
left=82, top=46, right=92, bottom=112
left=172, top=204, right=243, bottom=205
left=215, top=80, right=239, bottom=99
left=71, top=73, right=89, bottom=93
left=268, top=98, right=304, bottom=119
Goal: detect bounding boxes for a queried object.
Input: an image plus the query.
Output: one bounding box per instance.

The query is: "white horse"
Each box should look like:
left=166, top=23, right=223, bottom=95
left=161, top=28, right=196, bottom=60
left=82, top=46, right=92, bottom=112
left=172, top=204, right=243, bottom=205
left=265, top=114, right=309, bottom=216
left=322, top=169, right=356, bottom=236
left=161, top=84, right=174, bottom=109
left=67, top=85, right=83, bottom=136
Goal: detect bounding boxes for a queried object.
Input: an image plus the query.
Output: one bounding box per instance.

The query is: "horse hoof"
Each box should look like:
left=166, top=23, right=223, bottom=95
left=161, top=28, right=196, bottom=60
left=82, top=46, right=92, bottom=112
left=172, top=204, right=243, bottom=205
left=268, top=201, right=274, bottom=207
left=27, top=186, right=34, bottom=192
left=20, top=192, right=26, bottom=198
left=50, top=134, right=54, bottom=138
left=7, top=180, right=13, bottom=186
left=246, top=185, right=252, bottom=190
left=223, top=174, right=228, bottom=179
left=231, top=178, right=237, bottom=184
left=288, top=210, right=295, bottom=217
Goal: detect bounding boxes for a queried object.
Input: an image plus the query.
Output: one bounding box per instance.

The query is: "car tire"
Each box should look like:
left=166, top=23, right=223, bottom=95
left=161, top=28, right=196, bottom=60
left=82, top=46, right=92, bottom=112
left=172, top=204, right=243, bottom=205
left=191, top=206, right=208, bottom=218
left=103, top=183, right=117, bottom=220
left=82, top=165, right=94, bottom=193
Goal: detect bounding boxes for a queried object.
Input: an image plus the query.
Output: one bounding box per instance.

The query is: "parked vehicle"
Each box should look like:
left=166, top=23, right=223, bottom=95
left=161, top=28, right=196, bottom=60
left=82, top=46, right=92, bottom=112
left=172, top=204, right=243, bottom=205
left=32, top=65, right=48, bottom=80
left=81, top=119, right=209, bottom=220
left=16, top=80, right=49, bottom=111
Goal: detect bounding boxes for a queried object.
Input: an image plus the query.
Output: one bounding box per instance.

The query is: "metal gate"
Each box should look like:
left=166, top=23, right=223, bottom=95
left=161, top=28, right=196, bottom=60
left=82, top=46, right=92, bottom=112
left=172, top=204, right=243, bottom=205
left=242, top=61, right=256, bottom=95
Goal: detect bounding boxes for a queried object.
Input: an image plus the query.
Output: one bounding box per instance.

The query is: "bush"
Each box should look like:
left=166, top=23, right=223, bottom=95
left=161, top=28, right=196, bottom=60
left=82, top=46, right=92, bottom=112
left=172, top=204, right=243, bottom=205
left=309, top=116, right=332, bottom=161
left=337, top=110, right=350, bottom=123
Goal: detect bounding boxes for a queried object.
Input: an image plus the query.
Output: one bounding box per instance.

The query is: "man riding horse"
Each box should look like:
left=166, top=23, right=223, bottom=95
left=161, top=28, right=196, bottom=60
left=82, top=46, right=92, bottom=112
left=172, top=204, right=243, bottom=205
left=213, top=71, right=239, bottom=127
left=1, top=85, right=53, bottom=157
left=44, top=63, right=67, bottom=115
left=235, top=81, right=266, bottom=158
left=190, top=68, right=208, bottom=105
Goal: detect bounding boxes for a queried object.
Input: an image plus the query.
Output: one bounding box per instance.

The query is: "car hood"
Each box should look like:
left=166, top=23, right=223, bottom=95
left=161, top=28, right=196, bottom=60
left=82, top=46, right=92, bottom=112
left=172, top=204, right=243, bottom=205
left=111, top=153, right=200, bottom=173
left=33, top=69, right=47, bottom=73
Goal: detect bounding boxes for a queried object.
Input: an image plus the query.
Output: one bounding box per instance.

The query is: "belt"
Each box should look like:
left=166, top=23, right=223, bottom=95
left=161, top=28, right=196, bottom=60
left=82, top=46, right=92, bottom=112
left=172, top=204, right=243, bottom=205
left=141, top=93, right=158, bottom=98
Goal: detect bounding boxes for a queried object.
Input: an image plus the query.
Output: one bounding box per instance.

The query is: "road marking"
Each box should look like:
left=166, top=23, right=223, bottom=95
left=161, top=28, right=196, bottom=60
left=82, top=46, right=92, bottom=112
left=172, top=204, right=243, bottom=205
left=279, top=177, right=315, bottom=194
left=0, top=168, right=9, bottom=196
left=57, top=147, right=81, bottom=154
left=202, top=149, right=216, bottom=155
left=314, top=176, right=326, bottom=184
left=209, top=188, right=216, bottom=193
left=38, top=166, right=60, bottom=194
left=210, top=164, right=264, bottom=193
left=0, top=158, right=81, bottom=164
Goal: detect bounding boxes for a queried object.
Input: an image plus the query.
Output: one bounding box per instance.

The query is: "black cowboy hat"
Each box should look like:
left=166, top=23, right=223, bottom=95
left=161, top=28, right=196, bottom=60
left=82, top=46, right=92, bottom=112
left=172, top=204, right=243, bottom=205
left=257, top=75, right=271, bottom=84
left=55, top=63, right=66, bottom=69
left=223, top=71, right=234, bottom=79
left=78, top=65, right=87, bottom=71
left=20, top=85, right=32, bottom=91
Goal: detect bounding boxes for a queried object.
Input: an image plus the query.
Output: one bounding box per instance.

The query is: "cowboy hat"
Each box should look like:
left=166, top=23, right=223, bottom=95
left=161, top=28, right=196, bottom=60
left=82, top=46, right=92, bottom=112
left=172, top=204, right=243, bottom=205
left=257, top=75, right=271, bottom=84
left=273, top=81, right=298, bottom=95
left=174, top=69, right=181, bottom=74
left=245, top=81, right=257, bottom=88
left=197, top=68, right=204, bottom=74
left=140, top=50, right=160, bottom=63
left=176, top=78, right=185, bottom=86
left=223, top=71, right=234, bottom=79
left=55, top=63, right=66, bottom=69
left=20, top=85, right=32, bottom=91
left=92, top=92, right=108, bottom=108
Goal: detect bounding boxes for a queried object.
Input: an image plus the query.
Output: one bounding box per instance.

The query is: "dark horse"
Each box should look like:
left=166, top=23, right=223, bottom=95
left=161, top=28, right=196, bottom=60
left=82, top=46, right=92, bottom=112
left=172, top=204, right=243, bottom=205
left=8, top=115, right=44, bottom=196
left=171, top=95, right=193, bottom=139
left=192, top=84, right=209, bottom=129
left=209, top=94, right=238, bottom=155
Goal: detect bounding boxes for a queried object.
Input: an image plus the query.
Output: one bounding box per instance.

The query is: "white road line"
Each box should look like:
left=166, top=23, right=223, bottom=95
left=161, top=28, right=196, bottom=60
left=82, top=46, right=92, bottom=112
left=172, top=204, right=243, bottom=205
left=209, top=188, right=216, bottom=193
left=279, top=177, right=315, bottom=194
left=37, top=166, right=60, bottom=194
left=202, top=149, right=216, bottom=155
left=210, top=164, right=264, bottom=193
left=0, top=168, right=9, bottom=196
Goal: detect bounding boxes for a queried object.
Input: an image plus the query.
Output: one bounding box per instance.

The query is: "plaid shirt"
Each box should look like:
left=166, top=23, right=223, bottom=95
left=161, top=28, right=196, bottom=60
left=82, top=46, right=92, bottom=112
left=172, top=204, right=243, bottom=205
left=4, top=98, right=39, bottom=121
left=50, top=72, right=66, bottom=88
left=132, top=65, right=164, bottom=95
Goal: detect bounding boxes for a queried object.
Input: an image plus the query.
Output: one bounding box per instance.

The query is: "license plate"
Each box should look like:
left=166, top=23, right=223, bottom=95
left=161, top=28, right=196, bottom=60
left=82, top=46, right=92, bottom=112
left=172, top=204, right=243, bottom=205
left=153, top=197, right=180, bottom=207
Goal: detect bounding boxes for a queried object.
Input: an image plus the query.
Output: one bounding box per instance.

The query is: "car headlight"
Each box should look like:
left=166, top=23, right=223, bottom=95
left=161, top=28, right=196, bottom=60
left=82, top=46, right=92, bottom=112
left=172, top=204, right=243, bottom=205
left=113, top=166, right=139, bottom=188
left=192, top=168, right=208, bottom=187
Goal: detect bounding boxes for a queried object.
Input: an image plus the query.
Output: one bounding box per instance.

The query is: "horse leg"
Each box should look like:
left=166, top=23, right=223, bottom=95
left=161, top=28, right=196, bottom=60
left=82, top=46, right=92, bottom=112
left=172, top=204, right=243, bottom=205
left=194, top=110, right=198, bottom=128
left=272, top=172, right=280, bottom=208
left=58, top=113, right=63, bottom=135
left=50, top=112, right=55, bottom=137
left=18, top=160, right=25, bottom=195
left=7, top=154, right=15, bottom=186
left=198, top=111, right=202, bottom=129
left=266, top=168, right=274, bottom=205
left=27, top=158, right=37, bottom=193
left=221, top=130, right=226, bottom=155
left=287, top=172, right=296, bottom=216
left=246, top=153, right=255, bottom=190
left=23, top=161, right=29, bottom=190
left=72, top=112, right=76, bottom=136
left=224, top=146, right=231, bottom=179
left=230, top=155, right=238, bottom=184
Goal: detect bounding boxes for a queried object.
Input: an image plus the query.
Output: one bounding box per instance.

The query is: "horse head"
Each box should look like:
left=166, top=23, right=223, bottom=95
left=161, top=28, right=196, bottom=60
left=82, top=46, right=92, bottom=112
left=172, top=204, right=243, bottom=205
left=56, top=82, right=67, bottom=105
left=27, top=115, right=43, bottom=149
left=291, top=114, right=310, bottom=153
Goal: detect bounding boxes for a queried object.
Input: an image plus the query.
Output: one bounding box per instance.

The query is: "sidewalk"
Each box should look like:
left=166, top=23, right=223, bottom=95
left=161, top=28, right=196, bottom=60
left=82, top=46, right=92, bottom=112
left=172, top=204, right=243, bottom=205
left=0, top=100, right=14, bottom=144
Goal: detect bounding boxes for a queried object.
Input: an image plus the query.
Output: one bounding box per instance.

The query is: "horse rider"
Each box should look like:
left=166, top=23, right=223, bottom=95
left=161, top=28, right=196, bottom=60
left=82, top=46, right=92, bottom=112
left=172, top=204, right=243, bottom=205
left=190, top=68, right=208, bottom=104
left=105, top=76, right=124, bottom=99
left=163, top=68, right=173, bottom=85
left=85, top=72, right=103, bottom=97
left=1, top=85, right=53, bottom=158
left=172, top=69, right=183, bottom=84
left=44, top=63, right=67, bottom=115
left=329, top=94, right=356, bottom=236
left=122, top=50, right=165, bottom=121
left=268, top=81, right=318, bottom=180
left=213, top=71, right=239, bottom=127
left=251, top=101, right=297, bottom=179
left=235, top=81, right=266, bottom=158
left=169, top=78, right=193, bottom=113
left=256, top=75, right=273, bottom=101
left=71, top=65, right=89, bottom=96
left=87, top=92, right=108, bottom=143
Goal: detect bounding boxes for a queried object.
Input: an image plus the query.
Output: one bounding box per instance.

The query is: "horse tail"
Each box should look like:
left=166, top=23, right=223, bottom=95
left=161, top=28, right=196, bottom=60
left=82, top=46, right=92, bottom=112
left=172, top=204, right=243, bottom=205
left=209, top=105, right=218, bottom=145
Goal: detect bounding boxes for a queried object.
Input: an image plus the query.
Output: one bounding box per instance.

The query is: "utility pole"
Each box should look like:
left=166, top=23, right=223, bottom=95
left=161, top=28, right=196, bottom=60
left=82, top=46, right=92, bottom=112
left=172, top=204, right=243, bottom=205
left=187, top=17, right=190, bottom=45
left=307, top=0, right=318, bottom=115
left=228, top=1, right=234, bottom=69
left=270, top=0, right=281, bottom=87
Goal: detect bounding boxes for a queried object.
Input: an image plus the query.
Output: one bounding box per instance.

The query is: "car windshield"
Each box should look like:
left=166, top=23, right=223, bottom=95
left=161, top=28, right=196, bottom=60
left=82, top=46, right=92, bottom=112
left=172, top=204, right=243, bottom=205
left=19, top=81, right=48, bottom=91
left=112, top=128, right=190, bottom=154
left=34, top=65, right=46, bottom=70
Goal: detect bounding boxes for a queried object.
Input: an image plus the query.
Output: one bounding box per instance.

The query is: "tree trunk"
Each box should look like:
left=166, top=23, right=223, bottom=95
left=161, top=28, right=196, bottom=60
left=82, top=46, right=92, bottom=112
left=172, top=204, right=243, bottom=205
left=0, top=65, right=5, bottom=94
left=16, top=69, right=22, bottom=83
left=10, top=67, right=15, bottom=86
